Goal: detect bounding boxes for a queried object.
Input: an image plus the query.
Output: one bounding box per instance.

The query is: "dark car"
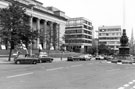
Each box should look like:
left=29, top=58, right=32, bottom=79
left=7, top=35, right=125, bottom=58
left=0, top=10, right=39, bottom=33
left=38, top=57, right=53, bottom=63
left=67, top=56, right=80, bottom=61
left=14, top=54, right=38, bottom=64
left=38, top=52, right=53, bottom=63
left=67, top=54, right=91, bottom=61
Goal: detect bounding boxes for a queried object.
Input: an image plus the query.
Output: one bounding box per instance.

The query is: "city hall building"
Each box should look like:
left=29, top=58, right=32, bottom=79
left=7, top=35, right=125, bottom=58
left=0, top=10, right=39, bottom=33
left=98, top=25, right=122, bottom=52
left=0, top=0, right=68, bottom=50
left=65, top=17, right=93, bottom=53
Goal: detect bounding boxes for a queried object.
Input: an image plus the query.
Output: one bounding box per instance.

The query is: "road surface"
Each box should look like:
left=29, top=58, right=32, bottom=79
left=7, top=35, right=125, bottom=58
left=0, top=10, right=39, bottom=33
left=0, top=60, right=135, bottom=89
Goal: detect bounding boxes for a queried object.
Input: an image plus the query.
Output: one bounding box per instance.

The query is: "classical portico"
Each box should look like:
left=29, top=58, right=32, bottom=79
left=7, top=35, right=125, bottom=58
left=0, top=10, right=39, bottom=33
left=31, top=17, right=61, bottom=50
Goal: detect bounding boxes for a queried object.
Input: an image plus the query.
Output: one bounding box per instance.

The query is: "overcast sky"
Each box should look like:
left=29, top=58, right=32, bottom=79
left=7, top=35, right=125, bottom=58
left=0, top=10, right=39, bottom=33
left=38, top=0, right=135, bottom=39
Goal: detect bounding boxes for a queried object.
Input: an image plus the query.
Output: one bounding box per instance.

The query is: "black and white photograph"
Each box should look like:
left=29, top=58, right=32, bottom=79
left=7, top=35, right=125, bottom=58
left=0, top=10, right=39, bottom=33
left=0, top=0, right=135, bottom=89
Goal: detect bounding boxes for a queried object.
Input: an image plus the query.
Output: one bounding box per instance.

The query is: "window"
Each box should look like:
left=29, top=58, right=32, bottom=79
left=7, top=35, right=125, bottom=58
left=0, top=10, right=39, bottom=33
left=106, top=33, right=109, bottom=36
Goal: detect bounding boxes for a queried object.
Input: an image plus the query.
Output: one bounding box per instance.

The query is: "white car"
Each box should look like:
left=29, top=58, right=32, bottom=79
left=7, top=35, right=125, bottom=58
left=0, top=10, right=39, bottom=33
left=39, top=52, right=48, bottom=58
left=79, top=54, right=92, bottom=61
left=38, top=52, right=53, bottom=63
left=96, top=55, right=104, bottom=60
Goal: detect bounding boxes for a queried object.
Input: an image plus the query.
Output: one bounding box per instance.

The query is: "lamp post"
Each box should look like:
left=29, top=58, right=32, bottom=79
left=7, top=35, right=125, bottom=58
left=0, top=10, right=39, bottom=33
left=96, top=30, right=99, bottom=56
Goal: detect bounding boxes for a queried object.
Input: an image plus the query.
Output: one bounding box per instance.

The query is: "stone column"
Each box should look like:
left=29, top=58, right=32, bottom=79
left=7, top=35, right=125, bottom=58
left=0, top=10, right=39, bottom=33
left=57, top=24, right=60, bottom=50
left=43, top=20, right=47, bottom=49
left=50, top=22, right=54, bottom=50
left=29, top=16, right=33, bottom=56
left=37, top=18, right=40, bottom=49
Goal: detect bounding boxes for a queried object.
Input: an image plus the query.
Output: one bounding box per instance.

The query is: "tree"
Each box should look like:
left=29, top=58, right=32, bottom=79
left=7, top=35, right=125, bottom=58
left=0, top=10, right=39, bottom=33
left=0, top=0, right=38, bottom=61
left=98, top=44, right=114, bottom=55
left=87, top=46, right=96, bottom=55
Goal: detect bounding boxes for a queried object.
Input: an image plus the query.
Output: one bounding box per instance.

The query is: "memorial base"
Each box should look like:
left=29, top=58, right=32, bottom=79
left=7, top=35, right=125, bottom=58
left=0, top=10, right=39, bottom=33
left=113, top=54, right=133, bottom=63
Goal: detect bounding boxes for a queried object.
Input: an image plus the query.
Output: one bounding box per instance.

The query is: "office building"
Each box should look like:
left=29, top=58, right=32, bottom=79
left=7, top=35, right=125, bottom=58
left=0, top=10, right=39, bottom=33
left=98, top=25, right=122, bottom=51
left=65, top=17, right=93, bottom=53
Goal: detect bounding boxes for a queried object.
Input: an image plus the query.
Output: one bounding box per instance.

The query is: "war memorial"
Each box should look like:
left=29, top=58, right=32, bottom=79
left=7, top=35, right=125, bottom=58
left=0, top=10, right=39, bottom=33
left=112, top=29, right=134, bottom=63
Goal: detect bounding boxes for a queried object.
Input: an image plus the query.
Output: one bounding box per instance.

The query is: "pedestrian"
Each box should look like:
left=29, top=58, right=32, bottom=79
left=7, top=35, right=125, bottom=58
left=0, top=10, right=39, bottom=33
left=38, top=44, right=42, bottom=54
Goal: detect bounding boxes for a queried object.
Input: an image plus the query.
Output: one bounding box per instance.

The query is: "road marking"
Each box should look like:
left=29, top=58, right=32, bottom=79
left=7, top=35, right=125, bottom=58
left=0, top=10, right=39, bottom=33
left=70, top=64, right=82, bottom=67
left=46, top=67, right=64, bottom=71
left=7, top=72, right=34, bottom=78
left=107, top=69, right=120, bottom=71
left=87, top=63, right=92, bottom=65
left=118, top=80, right=135, bottom=89
left=123, top=84, right=129, bottom=87
left=128, top=81, right=134, bottom=85
left=132, top=85, right=135, bottom=88
left=118, top=87, right=124, bottom=89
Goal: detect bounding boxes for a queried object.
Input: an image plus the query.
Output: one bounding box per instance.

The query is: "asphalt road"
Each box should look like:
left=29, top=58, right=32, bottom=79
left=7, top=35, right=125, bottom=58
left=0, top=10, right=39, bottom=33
left=0, top=60, right=135, bottom=89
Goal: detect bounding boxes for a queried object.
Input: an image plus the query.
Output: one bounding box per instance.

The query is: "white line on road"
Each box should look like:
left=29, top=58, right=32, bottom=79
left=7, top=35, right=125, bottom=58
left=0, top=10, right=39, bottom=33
left=123, top=84, right=130, bottom=87
left=46, top=67, right=64, bottom=71
left=70, top=64, right=83, bottom=67
left=118, top=80, right=135, bottom=89
left=107, top=69, right=120, bottom=71
left=118, top=87, right=124, bottom=89
left=128, top=81, right=134, bottom=85
left=87, top=63, right=93, bottom=65
left=7, top=72, right=34, bottom=78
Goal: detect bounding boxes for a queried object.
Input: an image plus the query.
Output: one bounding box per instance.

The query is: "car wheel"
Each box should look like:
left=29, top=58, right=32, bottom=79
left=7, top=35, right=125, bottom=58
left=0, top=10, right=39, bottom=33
left=51, top=59, right=53, bottom=62
left=49, top=60, right=52, bottom=63
left=16, top=60, right=21, bottom=64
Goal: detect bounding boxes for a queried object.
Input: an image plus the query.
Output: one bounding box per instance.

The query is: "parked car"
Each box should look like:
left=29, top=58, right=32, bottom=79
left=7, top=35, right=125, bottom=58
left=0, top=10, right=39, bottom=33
left=104, top=56, right=113, bottom=61
left=14, top=54, right=38, bottom=64
left=95, top=55, right=104, bottom=60
left=79, top=54, right=92, bottom=61
left=67, top=55, right=82, bottom=61
left=39, top=52, right=48, bottom=58
left=38, top=52, right=53, bottom=63
left=67, top=54, right=91, bottom=61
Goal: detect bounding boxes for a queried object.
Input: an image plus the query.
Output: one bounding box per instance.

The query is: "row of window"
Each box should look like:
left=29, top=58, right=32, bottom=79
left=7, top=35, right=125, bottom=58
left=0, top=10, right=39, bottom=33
left=65, top=29, right=92, bottom=35
left=65, top=40, right=92, bottom=44
left=99, top=28, right=121, bottom=32
left=84, top=25, right=93, bottom=30
left=84, top=30, right=92, bottom=35
left=99, top=33, right=121, bottom=36
left=65, top=35, right=92, bottom=39
left=65, top=26, right=82, bottom=29
left=65, top=30, right=82, bottom=34
left=99, top=42, right=120, bottom=49
left=67, top=19, right=92, bottom=26
left=99, top=37, right=120, bottom=40
left=66, top=25, right=92, bottom=30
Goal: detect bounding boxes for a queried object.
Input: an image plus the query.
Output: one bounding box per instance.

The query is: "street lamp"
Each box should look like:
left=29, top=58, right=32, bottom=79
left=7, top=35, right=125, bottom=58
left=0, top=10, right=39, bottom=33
left=96, top=30, right=99, bottom=56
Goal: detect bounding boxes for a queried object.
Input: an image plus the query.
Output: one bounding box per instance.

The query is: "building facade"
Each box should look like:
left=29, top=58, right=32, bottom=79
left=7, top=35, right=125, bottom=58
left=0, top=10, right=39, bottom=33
left=65, top=17, right=93, bottom=53
left=98, top=25, right=122, bottom=51
left=0, top=0, right=68, bottom=50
